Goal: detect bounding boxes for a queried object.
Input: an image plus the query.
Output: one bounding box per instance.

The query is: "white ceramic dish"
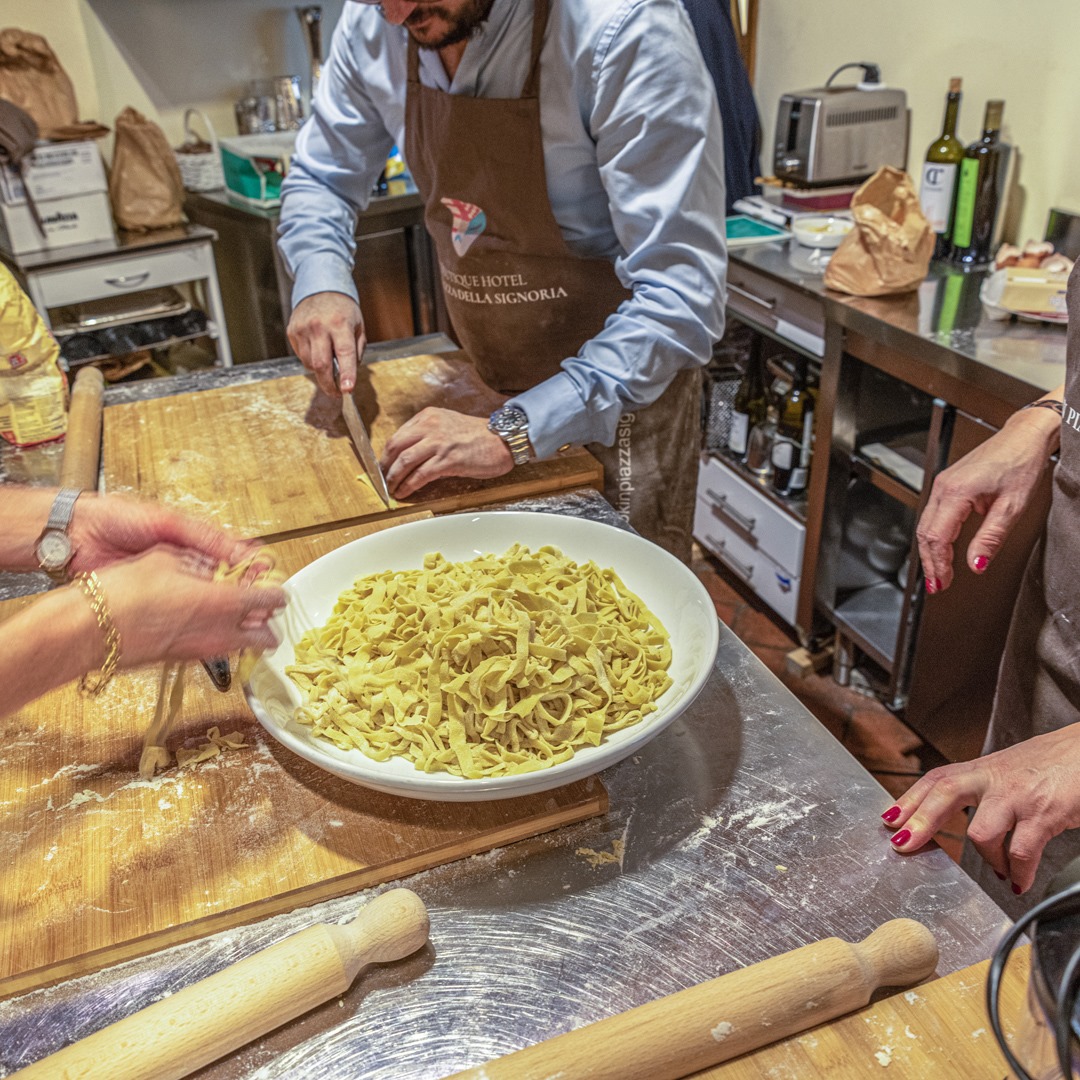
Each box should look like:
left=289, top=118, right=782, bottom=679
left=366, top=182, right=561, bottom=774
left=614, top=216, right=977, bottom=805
left=791, top=214, right=854, bottom=250
left=244, top=512, right=720, bottom=802
left=979, top=268, right=1069, bottom=324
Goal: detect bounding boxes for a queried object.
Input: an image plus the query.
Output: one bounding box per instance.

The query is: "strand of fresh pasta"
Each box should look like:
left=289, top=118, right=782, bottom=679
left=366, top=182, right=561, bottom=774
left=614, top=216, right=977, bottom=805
left=286, top=545, right=672, bottom=779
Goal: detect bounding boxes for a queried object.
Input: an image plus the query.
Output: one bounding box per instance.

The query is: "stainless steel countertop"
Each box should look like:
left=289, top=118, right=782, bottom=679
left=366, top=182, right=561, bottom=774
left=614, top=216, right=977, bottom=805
left=0, top=493, right=1008, bottom=1078
left=733, top=241, right=1067, bottom=409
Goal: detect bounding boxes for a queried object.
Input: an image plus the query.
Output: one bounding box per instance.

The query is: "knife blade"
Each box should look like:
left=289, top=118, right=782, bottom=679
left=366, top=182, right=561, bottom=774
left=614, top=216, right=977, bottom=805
left=331, top=356, right=391, bottom=508
left=200, top=656, right=232, bottom=692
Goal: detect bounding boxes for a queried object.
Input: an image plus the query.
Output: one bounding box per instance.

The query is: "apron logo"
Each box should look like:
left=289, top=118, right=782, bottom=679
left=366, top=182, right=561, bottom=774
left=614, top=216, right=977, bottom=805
left=441, top=198, right=487, bottom=257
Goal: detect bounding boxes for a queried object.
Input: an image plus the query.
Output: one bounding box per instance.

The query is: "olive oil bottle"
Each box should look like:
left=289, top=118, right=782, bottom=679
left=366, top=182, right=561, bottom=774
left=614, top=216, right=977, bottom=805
left=950, top=100, right=1006, bottom=267
left=727, top=341, right=767, bottom=458
left=919, top=78, right=964, bottom=260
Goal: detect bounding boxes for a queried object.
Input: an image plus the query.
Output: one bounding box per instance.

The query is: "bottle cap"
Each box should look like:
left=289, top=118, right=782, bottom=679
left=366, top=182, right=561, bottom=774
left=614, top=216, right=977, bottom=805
left=949, top=77, right=962, bottom=94
left=986, top=100, right=1005, bottom=128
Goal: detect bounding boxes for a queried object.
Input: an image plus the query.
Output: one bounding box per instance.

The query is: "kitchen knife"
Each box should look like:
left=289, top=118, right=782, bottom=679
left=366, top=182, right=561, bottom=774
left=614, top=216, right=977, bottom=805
left=331, top=356, right=391, bottom=507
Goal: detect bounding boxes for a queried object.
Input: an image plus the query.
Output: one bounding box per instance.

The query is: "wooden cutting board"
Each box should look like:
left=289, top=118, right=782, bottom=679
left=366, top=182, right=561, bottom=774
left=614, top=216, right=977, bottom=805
left=101, top=351, right=603, bottom=541
left=0, top=515, right=608, bottom=1001
left=697, top=948, right=1028, bottom=1078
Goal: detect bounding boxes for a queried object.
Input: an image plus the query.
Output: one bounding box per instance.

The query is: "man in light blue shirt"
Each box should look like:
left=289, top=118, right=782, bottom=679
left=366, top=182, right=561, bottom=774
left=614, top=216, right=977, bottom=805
left=278, top=0, right=726, bottom=559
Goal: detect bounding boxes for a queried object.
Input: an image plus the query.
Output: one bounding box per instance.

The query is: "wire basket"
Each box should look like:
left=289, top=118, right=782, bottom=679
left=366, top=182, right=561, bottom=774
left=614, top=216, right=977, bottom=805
left=174, top=108, right=223, bottom=192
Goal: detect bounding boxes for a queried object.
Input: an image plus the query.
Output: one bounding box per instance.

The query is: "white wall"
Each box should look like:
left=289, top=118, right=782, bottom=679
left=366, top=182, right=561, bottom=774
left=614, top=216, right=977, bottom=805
left=754, top=0, right=1080, bottom=243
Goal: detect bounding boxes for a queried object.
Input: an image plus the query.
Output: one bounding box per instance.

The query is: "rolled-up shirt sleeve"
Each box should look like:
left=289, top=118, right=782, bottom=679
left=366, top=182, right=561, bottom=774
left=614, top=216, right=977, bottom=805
left=510, top=0, right=727, bottom=460
left=278, top=9, right=399, bottom=308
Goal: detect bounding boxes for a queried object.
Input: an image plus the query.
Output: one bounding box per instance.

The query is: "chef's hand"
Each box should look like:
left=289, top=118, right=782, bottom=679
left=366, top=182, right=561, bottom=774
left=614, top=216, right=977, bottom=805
left=915, top=399, right=1061, bottom=593
left=381, top=408, right=514, bottom=498
left=882, top=724, right=1080, bottom=894
left=69, top=492, right=256, bottom=576
left=96, top=546, right=286, bottom=666
left=287, top=291, right=366, bottom=397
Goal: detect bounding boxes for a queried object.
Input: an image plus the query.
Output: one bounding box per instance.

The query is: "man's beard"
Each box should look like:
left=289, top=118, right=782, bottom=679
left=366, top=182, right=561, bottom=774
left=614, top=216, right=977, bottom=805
left=406, top=0, right=497, bottom=49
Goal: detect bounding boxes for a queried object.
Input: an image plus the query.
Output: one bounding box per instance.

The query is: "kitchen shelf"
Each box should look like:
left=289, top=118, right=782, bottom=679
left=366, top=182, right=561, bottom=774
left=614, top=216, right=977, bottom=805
left=63, top=325, right=220, bottom=371
left=849, top=454, right=921, bottom=511
left=831, top=580, right=906, bottom=671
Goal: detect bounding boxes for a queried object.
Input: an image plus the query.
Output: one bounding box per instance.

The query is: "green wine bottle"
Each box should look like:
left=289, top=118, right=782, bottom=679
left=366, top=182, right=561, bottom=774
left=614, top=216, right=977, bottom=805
left=727, top=341, right=767, bottom=458
left=920, top=78, right=964, bottom=260
left=950, top=99, right=1005, bottom=267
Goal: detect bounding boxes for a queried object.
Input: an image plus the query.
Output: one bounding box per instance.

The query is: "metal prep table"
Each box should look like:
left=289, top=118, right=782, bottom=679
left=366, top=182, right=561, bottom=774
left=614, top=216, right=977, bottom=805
left=0, top=484, right=1009, bottom=1078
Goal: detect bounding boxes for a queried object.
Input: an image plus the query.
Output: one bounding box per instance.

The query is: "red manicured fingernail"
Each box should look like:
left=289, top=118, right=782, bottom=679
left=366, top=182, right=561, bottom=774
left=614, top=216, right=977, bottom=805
left=890, top=829, right=912, bottom=846
left=1012, top=883, right=1023, bottom=895
left=924, top=578, right=936, bottom=594
left=881, top=806, right=902, bottom=823
left=973, top=556, right=989, bottom=572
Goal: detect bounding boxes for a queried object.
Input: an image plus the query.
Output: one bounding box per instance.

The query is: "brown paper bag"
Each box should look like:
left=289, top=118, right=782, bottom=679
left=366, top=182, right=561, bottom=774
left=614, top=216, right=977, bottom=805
left=108, top=107, right=186, bottom=232
left=0, top=29, right=79, bottom=138
left=823, top=166, right=934, bottom=297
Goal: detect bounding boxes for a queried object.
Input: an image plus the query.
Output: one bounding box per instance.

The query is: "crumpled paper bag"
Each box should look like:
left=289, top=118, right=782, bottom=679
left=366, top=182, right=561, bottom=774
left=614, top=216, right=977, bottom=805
left=109, top=107, right=186, bottom=232
left=824, top=166, right=935, bottom=297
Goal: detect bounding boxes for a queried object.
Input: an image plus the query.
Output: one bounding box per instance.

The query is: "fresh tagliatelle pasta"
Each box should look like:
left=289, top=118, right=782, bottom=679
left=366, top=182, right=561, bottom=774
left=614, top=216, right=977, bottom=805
left=284, top=544, right=673, bottom=778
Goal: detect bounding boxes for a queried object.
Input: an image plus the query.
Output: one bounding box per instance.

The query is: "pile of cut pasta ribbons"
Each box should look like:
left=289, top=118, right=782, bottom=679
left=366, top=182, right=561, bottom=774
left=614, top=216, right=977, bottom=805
left=285, top=544, right=673, bottom=779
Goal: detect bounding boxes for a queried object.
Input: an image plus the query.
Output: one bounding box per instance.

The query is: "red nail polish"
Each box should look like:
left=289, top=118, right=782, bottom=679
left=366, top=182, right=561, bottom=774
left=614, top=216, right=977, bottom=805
left=890, top=829, right=912, bottom=846
left=1012, top=883, right=1022, bottom=895
left=973, top=556, right=989, bottom=572
left=881, top=806, right=902, bottom=823
left=924, top=578, right=936, bottom=594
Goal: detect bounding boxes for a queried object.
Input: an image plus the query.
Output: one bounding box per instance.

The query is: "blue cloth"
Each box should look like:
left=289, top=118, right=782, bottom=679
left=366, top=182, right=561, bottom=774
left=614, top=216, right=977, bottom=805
left=680, top=0, right=761, bottom=211
left=278, top=0, right=727, bottom=458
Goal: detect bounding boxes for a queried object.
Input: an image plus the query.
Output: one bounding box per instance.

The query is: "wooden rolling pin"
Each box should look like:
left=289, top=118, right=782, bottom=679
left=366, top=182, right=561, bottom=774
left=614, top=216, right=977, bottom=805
left=446, top=918, right=938, bottom=1080
left=12, top=888, right=429, bottom=1080
left=58, top=366, right=105, bottom=491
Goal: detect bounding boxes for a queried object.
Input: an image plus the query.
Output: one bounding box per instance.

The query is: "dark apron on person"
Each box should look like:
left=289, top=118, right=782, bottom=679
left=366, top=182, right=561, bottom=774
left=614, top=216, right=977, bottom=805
left=403, top=0, right=702, bottom=561
left=962, top=262, right=1080, bottom=916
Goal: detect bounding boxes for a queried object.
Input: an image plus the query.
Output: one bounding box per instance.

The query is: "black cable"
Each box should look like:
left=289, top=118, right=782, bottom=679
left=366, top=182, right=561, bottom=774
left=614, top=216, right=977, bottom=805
left=987, top=880, right=1080, bottom=1080
left=824, top=62, right=882, bottom=88
left=1055, top=944, right=1080, bottom=1078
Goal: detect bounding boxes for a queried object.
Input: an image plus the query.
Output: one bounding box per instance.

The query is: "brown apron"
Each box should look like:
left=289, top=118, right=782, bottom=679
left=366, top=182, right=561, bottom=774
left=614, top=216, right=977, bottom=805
left=403, top=0, right=702, bottom=561
left=961, top=261, right=1080, bottom=916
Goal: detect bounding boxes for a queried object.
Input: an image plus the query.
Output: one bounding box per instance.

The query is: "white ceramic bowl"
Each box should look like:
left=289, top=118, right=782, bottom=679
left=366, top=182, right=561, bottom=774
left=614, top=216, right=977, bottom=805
left=244, top=512, right=720, bottom=801
left=791, top=214, right=854, bottom=249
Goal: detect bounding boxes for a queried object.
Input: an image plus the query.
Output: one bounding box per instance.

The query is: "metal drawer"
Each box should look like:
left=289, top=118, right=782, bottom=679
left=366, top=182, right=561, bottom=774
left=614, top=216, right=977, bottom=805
left=695, top=455, right=806, bottom=576
left=34, top=242, right=215, bottom=309
left=694, top=497, right=801, bottom=625
left=727, top=261, right=826, bottom=358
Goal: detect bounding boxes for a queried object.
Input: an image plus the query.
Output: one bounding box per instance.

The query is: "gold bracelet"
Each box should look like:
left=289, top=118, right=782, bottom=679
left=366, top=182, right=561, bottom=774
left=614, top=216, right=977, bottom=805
left=75, top=571, right=121, bottom=696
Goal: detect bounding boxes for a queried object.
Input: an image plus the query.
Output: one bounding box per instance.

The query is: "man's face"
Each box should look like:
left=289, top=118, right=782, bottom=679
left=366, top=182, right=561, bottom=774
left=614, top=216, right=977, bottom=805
left=379, top=0, right=496, bottom=49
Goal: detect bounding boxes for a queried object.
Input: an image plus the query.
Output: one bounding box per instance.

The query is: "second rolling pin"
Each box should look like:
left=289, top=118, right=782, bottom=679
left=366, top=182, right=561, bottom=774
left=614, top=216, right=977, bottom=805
left=12, top=888, right=429, bottom=1080
left=58, top=365, right=105, bottom=491
left=445, top=918, right=939, bottom=1080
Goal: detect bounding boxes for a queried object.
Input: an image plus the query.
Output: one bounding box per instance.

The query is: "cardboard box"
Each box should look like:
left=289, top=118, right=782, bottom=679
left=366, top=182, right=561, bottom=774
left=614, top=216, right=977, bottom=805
left=0, top=140, right=115, bottom=255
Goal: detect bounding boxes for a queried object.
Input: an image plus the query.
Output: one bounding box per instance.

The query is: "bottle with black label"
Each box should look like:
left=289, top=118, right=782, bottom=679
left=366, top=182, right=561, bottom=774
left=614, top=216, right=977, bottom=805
left=773, top=358, right=814, bottom=496
left=950, top=99, right=1006, bottom=267
left=727, top=340, right=767, bottom=458
left=920, top=78, right=964, bottom=260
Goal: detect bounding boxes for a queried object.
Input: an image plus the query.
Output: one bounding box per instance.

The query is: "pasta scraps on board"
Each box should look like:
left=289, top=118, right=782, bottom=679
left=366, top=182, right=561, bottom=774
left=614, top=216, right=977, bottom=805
left=285, top=544, right=673, bottom=778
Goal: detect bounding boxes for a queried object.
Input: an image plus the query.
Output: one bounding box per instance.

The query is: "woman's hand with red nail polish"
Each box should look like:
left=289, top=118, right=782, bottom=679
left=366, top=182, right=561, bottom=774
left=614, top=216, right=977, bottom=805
left=914, top=397, right=1061, bottom=593
left=885, top=724, right=1080, bottom=893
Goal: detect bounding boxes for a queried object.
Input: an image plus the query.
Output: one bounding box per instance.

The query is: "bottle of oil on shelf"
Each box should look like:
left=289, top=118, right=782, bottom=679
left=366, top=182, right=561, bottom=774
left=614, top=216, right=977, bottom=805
left=727, top=340, right=767, bottom=458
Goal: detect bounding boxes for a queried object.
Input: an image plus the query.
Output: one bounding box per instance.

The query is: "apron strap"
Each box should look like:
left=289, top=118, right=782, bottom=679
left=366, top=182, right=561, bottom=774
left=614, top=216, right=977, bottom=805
left=521, top=0, right=550, bottom=99
left=407, top=33, right=420, bottom=83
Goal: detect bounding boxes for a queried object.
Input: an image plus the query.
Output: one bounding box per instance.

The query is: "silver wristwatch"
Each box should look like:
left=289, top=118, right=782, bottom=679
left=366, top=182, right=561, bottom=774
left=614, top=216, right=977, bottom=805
left=488, top=405, right=533, bottom=466
left=35, top=487, right=81, bottom=582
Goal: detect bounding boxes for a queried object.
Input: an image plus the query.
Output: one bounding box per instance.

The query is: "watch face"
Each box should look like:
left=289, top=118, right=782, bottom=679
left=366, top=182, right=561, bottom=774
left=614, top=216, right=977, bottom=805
left=491, top=406, right=527, bottom=435
left=37, top=530, right=72, bottom=571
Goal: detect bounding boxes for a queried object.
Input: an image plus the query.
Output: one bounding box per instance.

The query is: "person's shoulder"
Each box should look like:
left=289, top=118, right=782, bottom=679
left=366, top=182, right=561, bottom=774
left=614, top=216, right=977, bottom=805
left=551, top=0, right=694, bottom=53
left=331, top=3, right=406, bottom=59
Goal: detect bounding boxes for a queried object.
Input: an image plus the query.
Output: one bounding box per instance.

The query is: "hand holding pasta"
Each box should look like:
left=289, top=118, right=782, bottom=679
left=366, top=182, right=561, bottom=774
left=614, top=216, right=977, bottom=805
left=286, top=545, right=673, bottom=778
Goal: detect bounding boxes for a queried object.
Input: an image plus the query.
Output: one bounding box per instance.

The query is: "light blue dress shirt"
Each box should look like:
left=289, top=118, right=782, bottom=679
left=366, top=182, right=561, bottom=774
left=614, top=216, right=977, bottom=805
left=278, top=0, right=727, bottom=459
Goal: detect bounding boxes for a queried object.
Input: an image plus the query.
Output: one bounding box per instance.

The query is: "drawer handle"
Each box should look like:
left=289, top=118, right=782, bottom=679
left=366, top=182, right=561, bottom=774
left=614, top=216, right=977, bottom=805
left=104, top=271, right=151, bottom=289
left=728, top=283, right=777, bottom=311
left=708, top=536, right=754, bottom=583
left=705, top=489, right=756, bottom=533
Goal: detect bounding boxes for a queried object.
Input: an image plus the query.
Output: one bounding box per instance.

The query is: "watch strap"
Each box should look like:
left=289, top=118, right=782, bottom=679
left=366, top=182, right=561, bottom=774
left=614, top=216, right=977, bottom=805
left=47, top=487, right=82, bottom=532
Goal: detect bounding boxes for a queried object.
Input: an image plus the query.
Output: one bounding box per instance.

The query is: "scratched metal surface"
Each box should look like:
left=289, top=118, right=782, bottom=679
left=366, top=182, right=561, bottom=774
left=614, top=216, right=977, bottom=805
left=0, top=491, right=1010, bottom=1078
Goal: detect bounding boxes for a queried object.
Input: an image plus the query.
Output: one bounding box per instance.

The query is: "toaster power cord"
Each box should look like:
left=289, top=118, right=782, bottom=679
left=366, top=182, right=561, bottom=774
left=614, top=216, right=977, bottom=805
left=824, top=62, right=882, bottom=88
